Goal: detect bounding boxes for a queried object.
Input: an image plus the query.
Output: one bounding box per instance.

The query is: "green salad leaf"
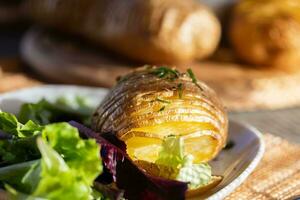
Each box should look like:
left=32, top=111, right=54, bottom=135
left=0, top=111, right=42, bottom=138
left=5, top=184, right=47, bottom=200
left=0, top=135, right=40, bottom=166
left=18, top=96, right=94, bottom=126
left=0, top=111, right=20, bottom=136
left=155, top=136, right=212, bottom=189
left=0, top=122, right=102, bottom=200
left=0, top=160, right=37, bottom=192
left=0, top=95, right=95, bottom=166
left=0, top=111, right=43, bottom=165
left=155, top=136, right=184, bottom=168
left=41, top=123, right=102, bottom=185
left=30, top=138, right=95, bottom=200
left=176, top=155, right=212, bottom=189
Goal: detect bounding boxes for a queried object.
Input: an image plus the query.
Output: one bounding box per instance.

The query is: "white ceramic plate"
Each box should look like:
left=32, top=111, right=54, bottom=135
left=0, top=85, right=265, bottom=200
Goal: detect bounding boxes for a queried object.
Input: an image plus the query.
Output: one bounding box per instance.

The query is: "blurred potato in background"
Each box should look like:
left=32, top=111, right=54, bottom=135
left=229, top=0, right=300, bottom=71
left=24, top=0, right=221, bottom=64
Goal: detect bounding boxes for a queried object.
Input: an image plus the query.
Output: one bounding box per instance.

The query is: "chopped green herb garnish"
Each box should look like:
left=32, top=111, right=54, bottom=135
left=159, top=106, right=166, bottom=112
left=116, top=75, right=129, bottom=83
left=186, top=68, right=203, bottom=91
left=151, top=97, right=171, bottom=104
left=177, top=83, right=183, bottom=99
left=166, top=134, right=176, bottom=137
left=186, top=68, right=197, bottom=82
left=156, top=97, right=171, bottom=104
left=152, top=97, right=170, bottom=112
left=151, top=67, right=179, bottom=81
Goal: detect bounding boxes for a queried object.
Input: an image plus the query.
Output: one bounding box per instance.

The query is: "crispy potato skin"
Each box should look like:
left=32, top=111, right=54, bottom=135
left=92, top=66, right=228, bottom=161
left=24, top=0, right=220, bottom=63
left=229, top=0, right=300, bottom=71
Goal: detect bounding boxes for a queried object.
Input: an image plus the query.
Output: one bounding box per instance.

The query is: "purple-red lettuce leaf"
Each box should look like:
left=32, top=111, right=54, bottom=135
left=69, top=121, right=188, bottom=200
left=100, top=132, right=127, bottom=152
left=94, top=182, right=124, bottom=200
left=69, top=121, right=124, bottom=182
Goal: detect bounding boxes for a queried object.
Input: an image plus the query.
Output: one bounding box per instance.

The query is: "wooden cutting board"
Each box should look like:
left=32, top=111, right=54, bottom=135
left=21, top=28, right=300, bottom=111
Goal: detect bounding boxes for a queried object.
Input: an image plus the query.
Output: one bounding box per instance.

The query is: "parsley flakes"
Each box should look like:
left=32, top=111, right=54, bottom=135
left=151, top=67, right=179, bottom=81
left=177, top=83, right=183, bottom=99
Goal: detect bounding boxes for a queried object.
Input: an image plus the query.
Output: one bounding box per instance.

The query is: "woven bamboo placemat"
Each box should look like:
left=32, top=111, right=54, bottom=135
left=226, top=134, right=300, bottom=200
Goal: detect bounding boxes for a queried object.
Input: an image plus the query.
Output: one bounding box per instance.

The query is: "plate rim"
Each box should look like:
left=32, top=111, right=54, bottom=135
left=207, top=121, right=265, bottom=200
left=0, top=85, right=265, bottom=199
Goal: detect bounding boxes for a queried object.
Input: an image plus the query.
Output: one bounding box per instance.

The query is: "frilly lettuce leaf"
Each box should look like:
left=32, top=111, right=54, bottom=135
left=1, top=122, right=102, bottom=200
left=155, top=136, right=212, bottom=189
left=41, top=123, right=102, bottom=185
left=31, top=138, right=94, bottom=200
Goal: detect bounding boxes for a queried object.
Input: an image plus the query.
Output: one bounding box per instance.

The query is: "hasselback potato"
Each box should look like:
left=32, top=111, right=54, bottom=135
left=229, top=0, right=300, bottom=71
left=92, top=66, right=228, bottom=163
left=24, top=0, right=220, bottom=64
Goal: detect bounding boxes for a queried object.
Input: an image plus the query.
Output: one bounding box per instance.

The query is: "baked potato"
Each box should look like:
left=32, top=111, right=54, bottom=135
left=229, top=0, right=300, bottom=71
left=24, top=0, right=221, bottom=64
left=92, top=66, right=228, bottom=164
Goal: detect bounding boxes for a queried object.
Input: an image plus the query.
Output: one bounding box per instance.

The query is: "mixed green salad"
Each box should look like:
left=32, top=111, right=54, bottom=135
left=0, top=97, right=105, bottom=199
left=0, top=96, right=212, bottom=200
